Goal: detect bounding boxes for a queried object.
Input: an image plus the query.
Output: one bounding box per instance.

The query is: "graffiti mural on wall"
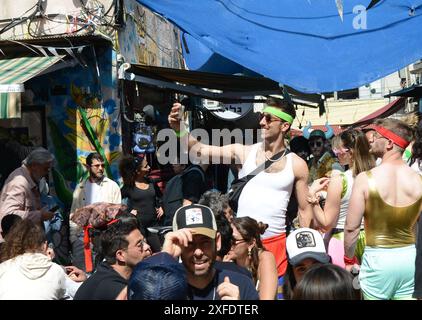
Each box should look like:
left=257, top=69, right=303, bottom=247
left=27, top=46, right=122, bottom=209
left=118, top=0, right=183, bottom=67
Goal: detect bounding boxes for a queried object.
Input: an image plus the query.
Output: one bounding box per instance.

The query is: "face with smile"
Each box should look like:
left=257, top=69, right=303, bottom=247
left=181, top=234, right=217, bottom=278
left=228, top=225, right=251, bottom=263
left=259, top=112, right=288, bottom=141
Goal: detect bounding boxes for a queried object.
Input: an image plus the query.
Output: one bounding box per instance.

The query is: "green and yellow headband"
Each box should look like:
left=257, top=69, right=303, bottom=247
left=262, top=106, right=294, bottom=124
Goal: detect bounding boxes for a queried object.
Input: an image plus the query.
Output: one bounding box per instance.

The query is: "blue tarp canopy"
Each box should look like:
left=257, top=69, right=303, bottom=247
left=136, top=0, right=422, bottom=93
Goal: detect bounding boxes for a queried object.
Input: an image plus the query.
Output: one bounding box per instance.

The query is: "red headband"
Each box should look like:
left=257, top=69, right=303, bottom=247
left=107, top=219, right=119, bottom=226
left=373, top=125, right=410, bottom=149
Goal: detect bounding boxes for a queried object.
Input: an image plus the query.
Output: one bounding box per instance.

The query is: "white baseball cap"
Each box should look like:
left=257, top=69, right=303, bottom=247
left=286, top=228, right=330, bottom=266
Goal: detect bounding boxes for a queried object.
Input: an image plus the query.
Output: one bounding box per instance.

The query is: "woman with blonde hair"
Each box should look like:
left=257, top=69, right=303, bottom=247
left=224, top=217, right=278, bottom=299
left=308, top=129, right=375, bottom=266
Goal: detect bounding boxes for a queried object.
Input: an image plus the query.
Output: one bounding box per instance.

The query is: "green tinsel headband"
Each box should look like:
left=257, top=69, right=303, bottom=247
left=262, top=106, right=294, bottom=124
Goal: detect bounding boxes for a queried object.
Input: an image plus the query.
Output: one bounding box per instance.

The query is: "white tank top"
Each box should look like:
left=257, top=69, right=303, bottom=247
left=237, top=143, right=295, bottom=238
left=336, top=169, right=354, bottom=229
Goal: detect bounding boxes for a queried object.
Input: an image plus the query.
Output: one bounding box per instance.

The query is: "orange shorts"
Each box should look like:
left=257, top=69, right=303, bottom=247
left=262, top=233, right=287, bottom=277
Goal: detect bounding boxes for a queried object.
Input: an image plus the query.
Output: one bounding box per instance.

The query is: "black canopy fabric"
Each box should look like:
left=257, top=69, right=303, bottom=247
left=123, top=64, right=322, bottom=106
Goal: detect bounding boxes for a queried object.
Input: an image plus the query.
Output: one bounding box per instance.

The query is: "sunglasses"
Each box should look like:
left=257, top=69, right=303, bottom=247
left=259, top=113, right=281, bottom=124
left=332, top=147, right=350, bottom=156
left=309, top=141, right=323, bottom=148
left=231, top=238, right=246, bottom=246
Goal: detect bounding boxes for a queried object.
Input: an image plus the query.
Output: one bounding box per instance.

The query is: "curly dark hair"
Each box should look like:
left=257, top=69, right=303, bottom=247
left=0, top=219, right=46, bottom=262
left=199, top=191, right=233, bottom=258
left=119, top=154, right=145, bottom=187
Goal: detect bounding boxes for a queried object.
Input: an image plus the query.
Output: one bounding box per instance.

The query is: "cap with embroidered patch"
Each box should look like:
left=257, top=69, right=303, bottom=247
left=286, top=228, right=330, bottom=266
left=172, top=204, right=217, bottom=239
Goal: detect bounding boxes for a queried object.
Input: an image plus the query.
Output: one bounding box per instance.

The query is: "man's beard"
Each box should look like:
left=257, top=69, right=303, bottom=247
left=91, top=173, right=104, bottom=183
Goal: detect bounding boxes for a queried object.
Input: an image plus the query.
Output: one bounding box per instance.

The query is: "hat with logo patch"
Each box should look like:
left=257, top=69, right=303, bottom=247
left=172, top=204, right=217, bottom=239
left=286, top=228, right=330, bottom=266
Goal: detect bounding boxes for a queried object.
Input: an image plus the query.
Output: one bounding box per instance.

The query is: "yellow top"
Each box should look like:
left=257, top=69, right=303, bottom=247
left=364, top=171, right=422, bottom=248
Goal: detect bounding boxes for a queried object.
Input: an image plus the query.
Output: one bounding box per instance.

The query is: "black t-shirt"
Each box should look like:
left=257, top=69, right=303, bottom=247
left=182, top=165, right=207, bottom=203
left=161, top=165, right=206, bottom=226
left=74, top=262, right=127, bottom=300
left=187, top=268, right=258, bottom=300
left=121, top=183, right=158, bottom=228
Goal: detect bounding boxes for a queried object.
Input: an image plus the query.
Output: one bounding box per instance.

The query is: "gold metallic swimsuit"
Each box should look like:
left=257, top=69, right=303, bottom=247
left=364, top=171, right=422, bottom=248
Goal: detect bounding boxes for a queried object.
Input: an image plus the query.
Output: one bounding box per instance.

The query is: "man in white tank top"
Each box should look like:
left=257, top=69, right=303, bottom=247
left=168, top=97, right=313, bottom=282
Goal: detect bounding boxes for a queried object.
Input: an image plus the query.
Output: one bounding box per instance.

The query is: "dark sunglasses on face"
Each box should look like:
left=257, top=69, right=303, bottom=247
left=231, top=238, right=246, bottom=246
left=309, top=141, right=323, bottom=148
left=259, top=113, right=281, bottom=124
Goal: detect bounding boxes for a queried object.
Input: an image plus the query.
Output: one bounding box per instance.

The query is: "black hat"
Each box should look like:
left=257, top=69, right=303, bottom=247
left=172, top=204, right=217, bottom=239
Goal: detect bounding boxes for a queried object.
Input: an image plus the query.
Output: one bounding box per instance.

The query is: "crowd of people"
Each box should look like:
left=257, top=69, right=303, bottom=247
left=0, top=96, right=421, bottom=300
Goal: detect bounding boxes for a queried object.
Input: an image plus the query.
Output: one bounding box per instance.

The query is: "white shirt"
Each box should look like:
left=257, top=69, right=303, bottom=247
left=0, top=253, right=67, bottom=300
left=236, top=143, right=295, bottom=238
left=85, top=181, right=103, bottom=205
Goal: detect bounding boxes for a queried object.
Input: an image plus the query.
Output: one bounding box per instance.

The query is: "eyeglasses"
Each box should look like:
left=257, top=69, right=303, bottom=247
left=373, top=132, right=388, bottom=142
left=309, top=141, right=323, bottom=148
left=231, top=238, right=246, bottom=246
left=91, top=163, right=105, bottom=168
left=259, top=113, right=281, bottom=124
left=127, top=238, right=148, bottom=251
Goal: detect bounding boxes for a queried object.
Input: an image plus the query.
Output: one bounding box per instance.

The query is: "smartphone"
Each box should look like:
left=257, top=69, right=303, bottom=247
left=49, top=205, right=60, bottom=212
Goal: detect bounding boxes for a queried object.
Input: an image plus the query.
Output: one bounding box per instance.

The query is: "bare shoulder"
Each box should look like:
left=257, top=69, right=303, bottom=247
left=291, top=152, right=309, bottom=177
left=259, top=250, right=276, bottom=264
left=355, top=171, right=368, bottom=183
left=354, top=171, right=369, bottom=192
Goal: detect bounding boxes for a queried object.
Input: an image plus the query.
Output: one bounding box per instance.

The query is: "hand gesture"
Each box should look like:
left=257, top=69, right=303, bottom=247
left=65, top=266, right=87, bottom=282
left=217, top=276, right=240, bottom=300
left=40, top=206, right=54, bottom=221
left=168, top=102, right=184, bottom=132
left=162, top=228, right=192, bottom=258
left=156, top=207, right=164, bottom=219
left=223, top=250, right=236, bottom=262
left=309, top=177, right=330, bottom=195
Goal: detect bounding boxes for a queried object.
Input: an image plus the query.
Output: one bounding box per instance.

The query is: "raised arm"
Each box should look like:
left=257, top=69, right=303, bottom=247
left=309, top=175, right=342, bottom=232
left=292, top=154, right=313, bottom=227
left=168, top=102, right=248, bottom=164
left=344, top=172, right=367, bottom=259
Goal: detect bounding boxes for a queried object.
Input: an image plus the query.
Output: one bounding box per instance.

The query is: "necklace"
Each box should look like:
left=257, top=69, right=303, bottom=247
left=264, top=148, right=287, bottom=162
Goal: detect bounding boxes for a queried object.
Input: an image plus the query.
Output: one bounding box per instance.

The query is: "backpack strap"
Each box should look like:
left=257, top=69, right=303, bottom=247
left=247, top=148, right=288, bottom=177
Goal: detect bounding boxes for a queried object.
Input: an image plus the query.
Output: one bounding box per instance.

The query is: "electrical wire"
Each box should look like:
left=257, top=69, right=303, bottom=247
left=0, top=0, right=42, bottom=35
